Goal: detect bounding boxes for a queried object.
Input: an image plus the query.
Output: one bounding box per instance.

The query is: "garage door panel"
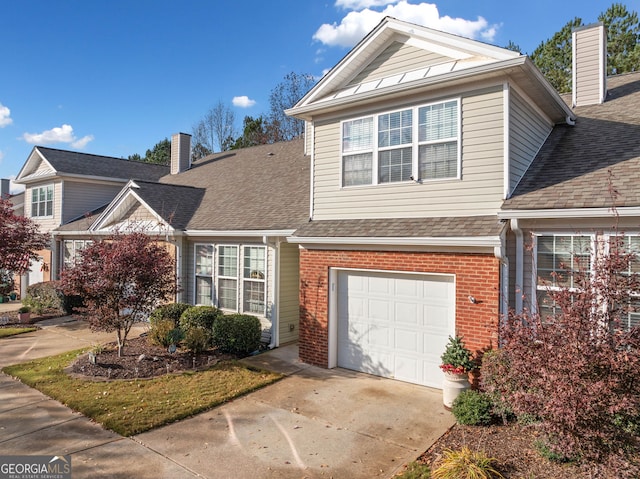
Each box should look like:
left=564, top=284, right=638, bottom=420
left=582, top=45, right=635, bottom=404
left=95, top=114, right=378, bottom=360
left=337, top=270, right=454, bottom=388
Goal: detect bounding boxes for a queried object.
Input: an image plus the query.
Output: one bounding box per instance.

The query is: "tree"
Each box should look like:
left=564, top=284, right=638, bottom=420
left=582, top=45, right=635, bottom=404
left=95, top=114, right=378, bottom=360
left=230, top=116, right=270, bottom=149
left=128, top=138, right=171, bottom=165
left=60, top=232, right=177, bottom=356
left=504, top=40, right=522, bottom=53
left=192, top=101, right=236, bottom=157
left=267, top=72, right=315, bottom=141
left=0, top=197, right=49, bottom=275
left=531, top=3, right=640, bottom=93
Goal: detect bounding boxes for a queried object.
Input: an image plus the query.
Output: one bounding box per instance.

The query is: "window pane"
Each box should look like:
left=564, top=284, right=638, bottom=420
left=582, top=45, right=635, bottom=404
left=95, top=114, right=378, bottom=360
left=218, top=278, right=237, bottom=310
left=218, top=245, right=238, bottom=277
left=196, top=276, right=213, bottom=305
left=343, top=117, right=373, bottom=152
left=418, top=100, right=457, bottom=142
left=379, top=147, right=412, bottom=183
left=63, top=241, right=73, bottom=269
left=195, top=245, right=213, bottom=275
left=537, top=236, right=591, bottom=289
left=378, top=110, right=411, bottom=148
left=343, top=153, right=372, bottom=186
left=244, top=247, right=265, bottom=279
left=243, top=281, right=265, bottom=314
left=419, top=142, right=457, bottom=179
left=46, top=186, right=53, bottom=200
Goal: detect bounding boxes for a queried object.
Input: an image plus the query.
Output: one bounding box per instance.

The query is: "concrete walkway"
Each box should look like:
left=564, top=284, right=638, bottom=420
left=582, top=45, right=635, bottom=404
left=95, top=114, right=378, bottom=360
left=0, top=318, right=454, bottom=478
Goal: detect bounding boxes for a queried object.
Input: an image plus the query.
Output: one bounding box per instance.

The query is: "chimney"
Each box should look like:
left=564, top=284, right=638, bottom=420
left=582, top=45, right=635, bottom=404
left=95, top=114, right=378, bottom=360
left=572, top=22, right=607, bottom=107
left=171, top=132, right=192, bottom=174
left=0, top=179, right=10, bottom=199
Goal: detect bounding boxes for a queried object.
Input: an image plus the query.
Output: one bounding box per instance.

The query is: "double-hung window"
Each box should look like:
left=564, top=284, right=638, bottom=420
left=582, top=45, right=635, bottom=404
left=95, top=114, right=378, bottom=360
left=341, top=99, right=460, bottom=187
left=536, top=235, right=592, bottom=317
left=243, top=246, right=266, bottom=315
left=217, top=245, right=238, bottom=310
left=610, top=235, right=640, bottom=330
left=31, top=185, right=53, bottom=217
left=195, top=244, right=214, bottom=305
left=62, top=240, right=92, bottom=269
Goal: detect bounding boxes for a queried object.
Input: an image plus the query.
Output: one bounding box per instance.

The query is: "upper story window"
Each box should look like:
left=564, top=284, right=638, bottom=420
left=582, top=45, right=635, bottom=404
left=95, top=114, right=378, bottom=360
left=31, top=185, right=53, bottom=217
left=341, top=99, right=460, bottom=187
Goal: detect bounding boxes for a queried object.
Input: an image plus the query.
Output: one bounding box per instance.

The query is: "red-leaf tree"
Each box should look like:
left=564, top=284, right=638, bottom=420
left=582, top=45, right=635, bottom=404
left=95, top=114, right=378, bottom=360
left=60, top=232, right=177, bottom=356
left=0, top=197, right=49, bottom=274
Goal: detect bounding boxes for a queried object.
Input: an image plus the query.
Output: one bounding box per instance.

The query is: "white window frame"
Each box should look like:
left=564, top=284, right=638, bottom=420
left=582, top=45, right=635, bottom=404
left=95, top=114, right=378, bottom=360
left=534, top=234, right=595, bottom=317
left=217, top=244, right=239, bottom=311
left=242, top=245, right=267, bottom=316
left=194, top=243, right=214, bottom=306
left=604, top=233, right=640, bottom=330
left=340, top=98, right=461, bottom=188
left=62, top=239, right=92, bottom=270
left=31, top=184, right=54, bottom=218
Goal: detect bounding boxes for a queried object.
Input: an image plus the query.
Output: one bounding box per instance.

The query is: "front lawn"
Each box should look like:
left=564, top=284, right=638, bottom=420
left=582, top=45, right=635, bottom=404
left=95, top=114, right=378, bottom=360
left=2, top=349, right=282, bottom=436
left=0, top=327, right=37, bottom=338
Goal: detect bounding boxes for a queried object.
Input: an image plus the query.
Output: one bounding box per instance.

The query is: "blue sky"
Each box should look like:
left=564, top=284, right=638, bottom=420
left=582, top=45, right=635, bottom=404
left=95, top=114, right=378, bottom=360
left=1, top=0, right=614, bottom=190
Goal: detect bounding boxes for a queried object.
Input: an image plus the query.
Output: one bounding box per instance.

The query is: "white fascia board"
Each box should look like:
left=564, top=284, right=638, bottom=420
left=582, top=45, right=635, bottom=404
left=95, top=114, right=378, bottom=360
left=56, top=173, right=131, bottom=184
left=15, top=147, right=55, bottom=181
left=288, top=235, right=502, bottom=248
left=521, top=58, right=576, bottom=122
left=498, top=207, right=640, bottom=219
left=184, top=229, right=296, bottom=238
left=90, top=181, right=147, bottom=231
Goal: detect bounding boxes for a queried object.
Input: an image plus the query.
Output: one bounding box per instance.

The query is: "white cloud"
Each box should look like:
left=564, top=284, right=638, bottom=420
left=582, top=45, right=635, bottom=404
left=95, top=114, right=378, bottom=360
left=336, top=0, right=398, bottom=9
left=22, top=124, right=94, bottom=149
left=0, top=102, right=13, bottom=127
left=314, top=1, right=496, bottom=48
left=232, top=96, right=256, bottom=108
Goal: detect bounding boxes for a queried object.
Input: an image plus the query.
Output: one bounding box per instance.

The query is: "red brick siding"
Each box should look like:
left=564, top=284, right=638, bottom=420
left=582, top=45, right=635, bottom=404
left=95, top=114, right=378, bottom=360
left=299, top=249, right=500, bottom=368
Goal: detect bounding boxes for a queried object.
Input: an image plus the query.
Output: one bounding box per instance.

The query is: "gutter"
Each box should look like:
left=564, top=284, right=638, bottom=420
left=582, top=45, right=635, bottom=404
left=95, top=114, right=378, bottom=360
left=510, top=218, right=524, bottom=314
left=288, top=235, right=502, bottom=248
left=184, top=229, right=296, bottom=238
left=498, top=206, right=640, bottom=219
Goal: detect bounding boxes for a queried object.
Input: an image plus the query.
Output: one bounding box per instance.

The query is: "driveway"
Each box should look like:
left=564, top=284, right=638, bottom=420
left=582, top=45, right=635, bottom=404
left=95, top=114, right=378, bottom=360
left=0, top=318, right=454, bottom=478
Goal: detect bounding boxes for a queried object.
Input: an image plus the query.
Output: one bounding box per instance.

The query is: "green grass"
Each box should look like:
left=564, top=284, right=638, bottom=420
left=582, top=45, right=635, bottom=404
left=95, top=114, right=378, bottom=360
left=2, top=349, right=282, bottom=436
left=0, top=327, right=37, bottom=338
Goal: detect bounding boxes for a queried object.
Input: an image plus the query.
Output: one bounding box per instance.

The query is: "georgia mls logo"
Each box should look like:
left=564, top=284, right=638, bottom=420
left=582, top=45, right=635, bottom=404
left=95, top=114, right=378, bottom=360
left=0, top=455, right=71, bottom=479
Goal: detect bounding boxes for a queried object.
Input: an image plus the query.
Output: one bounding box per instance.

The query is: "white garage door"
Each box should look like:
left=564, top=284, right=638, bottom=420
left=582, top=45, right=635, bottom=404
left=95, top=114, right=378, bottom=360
left=337, top=270, right=455, bottom=388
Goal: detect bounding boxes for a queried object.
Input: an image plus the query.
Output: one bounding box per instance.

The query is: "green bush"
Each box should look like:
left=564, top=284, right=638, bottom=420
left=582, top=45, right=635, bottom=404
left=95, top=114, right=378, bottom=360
left=149, top=319, right=184, bottom=348
left=212, top=314, right=262, bottom=355
left=184, top=327, right=210, bottom=354
left=451, top=390, right=493, bottom=426
left=149, top=302, right=191, bottom=328
left=480, top=349, right=516, bottom=424
left=179, top=306, right=221, bottom=333
left=23, top=282, right=65, bottom=315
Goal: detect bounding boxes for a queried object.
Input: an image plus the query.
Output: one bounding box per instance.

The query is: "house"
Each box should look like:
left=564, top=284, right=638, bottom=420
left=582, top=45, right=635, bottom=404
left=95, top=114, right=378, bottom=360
left=286, top=17, right=639, bottom=389
left=11, top=17, right=639, bottom=391
left=13, top=147, right=169, bottom=294
left=44, top=136, right=310, bottom=347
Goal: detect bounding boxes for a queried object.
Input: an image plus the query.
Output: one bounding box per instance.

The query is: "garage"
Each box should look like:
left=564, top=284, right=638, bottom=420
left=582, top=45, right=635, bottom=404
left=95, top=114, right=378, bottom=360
left=335, top=269, right=455, bottom=388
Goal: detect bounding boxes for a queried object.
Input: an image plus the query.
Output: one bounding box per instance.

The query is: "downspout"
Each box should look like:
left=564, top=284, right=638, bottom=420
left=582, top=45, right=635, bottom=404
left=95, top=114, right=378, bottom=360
left=510, top=218, right=524, bottom=314
left=494, top=224, right=509, bottom=344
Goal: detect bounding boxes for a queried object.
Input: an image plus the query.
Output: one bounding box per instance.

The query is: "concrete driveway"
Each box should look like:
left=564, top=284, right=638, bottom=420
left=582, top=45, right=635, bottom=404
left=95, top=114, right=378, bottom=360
left=0, top=318, right=453, bottom=478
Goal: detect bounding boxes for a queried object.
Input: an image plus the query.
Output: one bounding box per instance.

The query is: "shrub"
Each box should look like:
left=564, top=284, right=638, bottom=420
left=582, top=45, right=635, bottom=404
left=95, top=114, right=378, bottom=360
left=184, top=327, right=210, bottom=355
left=23, top=282, right=65, bottom=315
left=149, top=319, right=183, bottom=348
left=451, top=390, right=493, bottom=426
left=479, top=349, right=515, bottom=424
left=440, top=336, right=475, bottom=374
left=179, top=306, right=221, bottom=333
left=150, top=302, right=191, bottom=328
left=212, top=314, right=262, bottom=355
left=431, top=447, right=503, bottom=479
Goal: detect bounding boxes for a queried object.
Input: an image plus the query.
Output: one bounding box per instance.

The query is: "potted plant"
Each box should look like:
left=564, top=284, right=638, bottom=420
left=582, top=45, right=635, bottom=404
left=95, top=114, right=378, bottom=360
left=9, top=291, right=17, bottom=301
left=440, top=336, right=475, bottom=408
left=18, top=306, right=31, bottom=323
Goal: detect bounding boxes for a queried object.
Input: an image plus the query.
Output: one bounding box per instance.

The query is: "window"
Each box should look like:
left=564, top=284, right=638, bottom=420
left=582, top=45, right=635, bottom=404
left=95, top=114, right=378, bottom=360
left=195, top=244, right=214, bottom=305
left=341, top=99, right=460, bottom=187
left=536, top=235, right=592, bottom=317
left=243, top=246, right=266, bottom=315
left=610, top=235, right=640, bottom=330
left=62, top=240, right=92, bottom=269
left=217, top=245, right=238, bottom=310
left=31, top=185, right=53, bottom=217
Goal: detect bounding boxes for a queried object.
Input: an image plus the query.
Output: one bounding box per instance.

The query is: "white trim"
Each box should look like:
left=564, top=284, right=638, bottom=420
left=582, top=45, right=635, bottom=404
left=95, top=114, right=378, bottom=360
left=184, top=229, right=296, bottom=237
left=572, top=29, right=578, bottom=108
left=216, top=244, right=239, bottom=311
left=309, top=122, right=315, bottom=220
left=328, top=268, right=338, bottom=368
left=289, top=235, right=502, bottom=248
left=503, top=82, right=510, bottom=199
left=498, top=207, right=640, bottom=220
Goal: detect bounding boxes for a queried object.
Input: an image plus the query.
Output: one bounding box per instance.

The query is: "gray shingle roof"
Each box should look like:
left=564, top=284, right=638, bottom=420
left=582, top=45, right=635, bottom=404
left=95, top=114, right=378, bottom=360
left=130, top=181, right=205, bottom=230
left=503, top=72, right=640, bottom=210
left=159, top=138, right=310, bottom=231
left=37, top=147, right=169, bottom=182
left=293, top=215, right=503, bottom=238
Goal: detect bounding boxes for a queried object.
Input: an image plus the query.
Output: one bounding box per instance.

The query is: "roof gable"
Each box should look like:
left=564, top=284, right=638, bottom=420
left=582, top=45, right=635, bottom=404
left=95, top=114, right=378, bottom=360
left=16, top=148, right=55, bottom=182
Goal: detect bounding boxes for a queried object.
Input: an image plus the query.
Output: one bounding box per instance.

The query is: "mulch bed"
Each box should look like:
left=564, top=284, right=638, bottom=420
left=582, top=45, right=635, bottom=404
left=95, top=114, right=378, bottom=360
left=68, top=336, right=237, bottom=380
left=419, top=422, right=640, bottom=479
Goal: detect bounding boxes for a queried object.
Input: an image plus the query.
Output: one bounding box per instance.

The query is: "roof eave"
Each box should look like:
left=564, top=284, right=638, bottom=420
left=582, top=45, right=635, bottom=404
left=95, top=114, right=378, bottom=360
left=498, top=206, right=640, bottom=219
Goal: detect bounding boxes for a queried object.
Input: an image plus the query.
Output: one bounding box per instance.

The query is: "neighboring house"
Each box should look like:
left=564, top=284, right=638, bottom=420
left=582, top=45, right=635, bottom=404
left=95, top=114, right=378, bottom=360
left=286, top=17, right=638, bottom=389
left=13, top=147, right=168, bottom=295
left=50, top=136, right=310, bottom=347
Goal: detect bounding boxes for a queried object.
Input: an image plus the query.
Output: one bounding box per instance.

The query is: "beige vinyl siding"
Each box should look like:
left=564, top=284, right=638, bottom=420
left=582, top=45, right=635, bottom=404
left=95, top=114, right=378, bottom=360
left=573, top=25, right=605, bottom=106
left=26, top=181, right=62, bottom=234
left=349, top=42, right=450, bottom=86
left=62, top=181, right=124, bottom=224
left=312, top=85, right=505, bottom=219
left=509, top=90, right=553, bottom=193
left=34, top=160, right=54, bottom=175
left=278, top=242, right=300, bottom=344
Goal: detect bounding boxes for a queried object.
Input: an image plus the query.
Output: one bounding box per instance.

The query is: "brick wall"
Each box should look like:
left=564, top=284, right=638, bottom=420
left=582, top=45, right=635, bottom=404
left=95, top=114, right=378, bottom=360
left=299, top=248, right=500, bottom=368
